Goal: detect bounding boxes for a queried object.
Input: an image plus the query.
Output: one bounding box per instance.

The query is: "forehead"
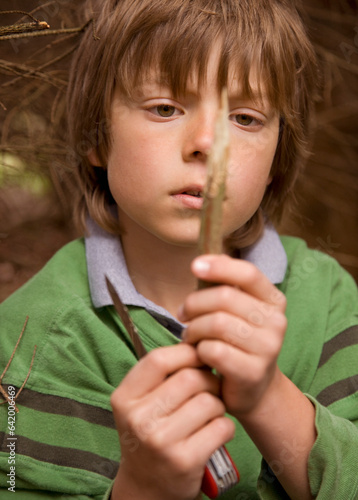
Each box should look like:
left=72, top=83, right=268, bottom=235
left=109, top=0, right=303, bottom=116
left=122, top=45, right=270, bottom=113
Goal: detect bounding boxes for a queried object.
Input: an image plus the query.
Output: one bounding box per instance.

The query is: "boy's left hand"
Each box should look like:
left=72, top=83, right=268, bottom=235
left=178, top=254, right=287, bottom=421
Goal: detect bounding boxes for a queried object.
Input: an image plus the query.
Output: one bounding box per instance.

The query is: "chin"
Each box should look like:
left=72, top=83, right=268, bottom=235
left=156, top=231, right=200, bottom=249
left=163, top=237, right=200, bottom=249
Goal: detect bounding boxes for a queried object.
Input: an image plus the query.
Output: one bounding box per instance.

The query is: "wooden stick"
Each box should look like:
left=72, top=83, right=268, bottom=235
left=0, top=21, right=49, bottom=37
left=0, top=25, right=88, bottom=41
left=0, top=316, right=34, bottom=413
left=0, top=316, right=29, bottom=381
left=0, top=11, right=50, bottom=37
left=198, top=88, right=229, bottom=288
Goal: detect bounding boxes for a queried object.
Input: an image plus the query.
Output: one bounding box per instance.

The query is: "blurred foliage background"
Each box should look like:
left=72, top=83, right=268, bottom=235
left=0, top=0, right=357, bottom=302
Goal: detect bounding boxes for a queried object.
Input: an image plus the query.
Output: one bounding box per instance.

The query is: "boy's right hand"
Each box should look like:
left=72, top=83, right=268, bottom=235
left=110, top=343, right=235, bottom=500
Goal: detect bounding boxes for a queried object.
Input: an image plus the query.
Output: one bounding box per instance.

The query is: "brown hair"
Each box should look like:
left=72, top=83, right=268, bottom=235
left=67, top=0, right=319, bottom=248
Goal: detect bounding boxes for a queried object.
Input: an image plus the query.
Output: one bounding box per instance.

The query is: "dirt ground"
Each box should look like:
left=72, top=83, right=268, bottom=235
left=0, top=188, right=78, bottom=302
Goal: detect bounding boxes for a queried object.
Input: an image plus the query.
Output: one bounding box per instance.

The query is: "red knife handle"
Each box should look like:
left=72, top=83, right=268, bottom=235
left=201, top=445, right=240, bottom=498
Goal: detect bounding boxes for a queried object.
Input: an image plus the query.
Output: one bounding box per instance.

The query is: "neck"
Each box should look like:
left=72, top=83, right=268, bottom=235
left=120, top=230, right=200, bottom=319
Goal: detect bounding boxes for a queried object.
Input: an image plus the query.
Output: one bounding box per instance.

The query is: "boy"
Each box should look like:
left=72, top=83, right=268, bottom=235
left=1, top=0, right=358, bottom=499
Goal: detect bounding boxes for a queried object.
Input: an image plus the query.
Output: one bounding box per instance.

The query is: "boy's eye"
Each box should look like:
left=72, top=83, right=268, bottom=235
left=145, top=102, right=182, bottom=120
left=156, top=104, right=176, bottom=117
left=235, top=114, right=255, bottom=126
left=230, top=112, right=265, bottom=129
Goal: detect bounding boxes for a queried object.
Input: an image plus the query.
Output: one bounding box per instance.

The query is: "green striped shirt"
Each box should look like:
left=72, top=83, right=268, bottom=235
left=0, top=236, right=357, bottom=499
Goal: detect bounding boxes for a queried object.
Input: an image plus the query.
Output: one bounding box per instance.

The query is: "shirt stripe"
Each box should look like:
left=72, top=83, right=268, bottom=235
left=318, top=326, right=358, bottom=368
left=316, top=375, right=358, bottom=406
left=2, top=385, right=115, bottom=429
left=0, top=432, right=118, bottom=479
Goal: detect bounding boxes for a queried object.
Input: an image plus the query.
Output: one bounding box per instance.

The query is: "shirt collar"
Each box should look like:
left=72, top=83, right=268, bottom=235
left=240, top=225, right=287, bottom=284
left=85, top=218, right=287, bottom=320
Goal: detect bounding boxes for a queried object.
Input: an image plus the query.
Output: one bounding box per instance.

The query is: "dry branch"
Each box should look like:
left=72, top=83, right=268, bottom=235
left=0, top=21, right=49, bottom=37
left=0, top=316, right=37, bottom=413
left=197, top=88, right=229, bottom=289
left=198, top=88, right=230, bottom=256
left=0, top=10, right=50, bottom=37
left=1, top=45, right=76, bottom=90
left=0, top=59, right=66, bottom=88
left=0, top=23, right=91, bottom=41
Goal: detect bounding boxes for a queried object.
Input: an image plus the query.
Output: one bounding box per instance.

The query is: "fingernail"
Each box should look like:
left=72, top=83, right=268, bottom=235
left=177, top=304, right=185, bottom=321
left=192, top=257, right=211, bottom=275
left=181, top=326, right=187, bottom=341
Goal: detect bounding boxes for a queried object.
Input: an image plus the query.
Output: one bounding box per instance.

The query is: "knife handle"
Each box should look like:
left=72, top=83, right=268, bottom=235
left=201, top=445, right=240, bottom=498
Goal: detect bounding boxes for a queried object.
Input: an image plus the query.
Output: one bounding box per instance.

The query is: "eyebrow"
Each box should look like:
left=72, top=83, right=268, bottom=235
left=229, top=92, right=270, bottom=110
left=131, top=76, right=271, bottom=110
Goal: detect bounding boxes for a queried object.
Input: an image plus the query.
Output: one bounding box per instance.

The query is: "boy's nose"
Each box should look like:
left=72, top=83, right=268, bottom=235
left=182, top=110, right=217, bottom=163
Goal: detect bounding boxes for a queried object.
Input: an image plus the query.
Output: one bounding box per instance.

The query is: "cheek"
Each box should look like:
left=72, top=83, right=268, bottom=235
left=107, top=137, right=161, bottom=209
left=107, top=142, right=136, bottom=205
left=226, top=135, right=278, bottom=212
left=230, top=128, right=278, bottom=179
left=228, top=151, right=274, bottom=190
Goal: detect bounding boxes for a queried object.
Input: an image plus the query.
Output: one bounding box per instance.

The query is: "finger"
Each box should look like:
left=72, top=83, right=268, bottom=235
left=191, top=255, right=286, bottom=309
left=181, top=416, right=236, bottom=467
left=182, top=312, right=259, bottom=352
left=179, top=284, right=285, bottom=329
left=136, top=367, right=221, bottom=422
left=183, top=311, right=285, bottom=362
left=196, top=340, right=277, bottom=415
left=197, top=339, right=263, bottom=379
left=113, top=343, right=202, bottom=400
left=148, top=392, right=227, bottom=445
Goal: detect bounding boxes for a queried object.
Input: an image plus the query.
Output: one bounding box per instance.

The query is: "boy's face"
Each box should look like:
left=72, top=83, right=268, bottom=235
left=104, top=48, right=280, bottom=249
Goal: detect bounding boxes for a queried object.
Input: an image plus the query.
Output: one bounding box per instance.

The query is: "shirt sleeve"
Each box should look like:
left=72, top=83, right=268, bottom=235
left=305, top=261, right=358, bottom=499
left=258, top=254, right=358, bottom=499
left=306, top=395, right=358, bottom=499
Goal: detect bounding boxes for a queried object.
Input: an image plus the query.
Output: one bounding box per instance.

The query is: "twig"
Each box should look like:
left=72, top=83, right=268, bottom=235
left=0, top=59, right=67, bottom=88
left=194, top=92, right=239, bottom=496
left=198, top=88, right=230, bottom=255
left=12, top=346, right=37, bottom=402
left=1, top=44, right=76, bottom=90
left=0, top=316, right=29, bottom=382
left=0, top=21, right=91, bottom=41
left=197, top=88, right=230, bottom=289
left=0, top=21, right=49, bottom=37
left=0, top=10, right=43, bottom=22
left=0, top=386, right=11, bottom=406
left=18, top=2, right=58, bottom=23
left=0, top=10, right=50, bottom=37
left=0, top=317, right=37, bottom=413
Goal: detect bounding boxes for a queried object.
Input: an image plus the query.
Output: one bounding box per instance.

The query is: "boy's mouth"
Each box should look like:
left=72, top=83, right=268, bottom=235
left=176, top=184, right=204, bottom=197
left=182, top=190, right=202, bottom=198
left=172, top=186, right=204, bottom=209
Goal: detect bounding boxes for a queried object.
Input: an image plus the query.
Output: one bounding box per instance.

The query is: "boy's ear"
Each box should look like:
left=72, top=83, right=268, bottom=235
left=87, top=148, right=104, bottom=167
